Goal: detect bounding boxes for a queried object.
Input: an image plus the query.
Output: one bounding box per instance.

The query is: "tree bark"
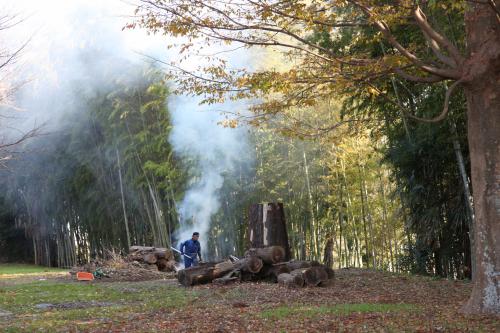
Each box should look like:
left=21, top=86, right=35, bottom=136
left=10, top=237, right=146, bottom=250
left=278, top=272, right=304, bottom=288
left=177, top=263, right=217, bottom=286
left=323, top=238, right=334, bottom=268
left=290, top=266, right=328, bottom=287
left=245, top=246, right=285, bottom=264
left=143, top=253, right=157, bottom=264
left=235, top=256, right=264, bottom=273
left=462, top=4, right=500, bottom=314
left=260, top=264, right=291, bottom=282
left=282, top=260, right=321, bottom=271
left=248, top=203, right=291, bottom=261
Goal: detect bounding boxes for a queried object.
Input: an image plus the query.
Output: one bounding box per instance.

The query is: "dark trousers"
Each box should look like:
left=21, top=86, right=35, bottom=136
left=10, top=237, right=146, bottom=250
left=184, top=254, right=199, bottom=268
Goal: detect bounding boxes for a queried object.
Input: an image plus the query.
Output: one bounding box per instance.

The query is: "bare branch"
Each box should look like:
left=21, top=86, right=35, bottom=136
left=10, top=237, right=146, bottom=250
left=421, top=29, right=456, bottom=67
left=394, top=68, right=445, bottom=83
left=0, top=126, right=41, bottom=150
left=413, top=6, right=465, bottom=66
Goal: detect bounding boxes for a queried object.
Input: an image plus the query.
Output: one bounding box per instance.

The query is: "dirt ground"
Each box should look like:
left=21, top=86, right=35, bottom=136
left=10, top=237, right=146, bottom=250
left=0, top=268, right=498, bottom=332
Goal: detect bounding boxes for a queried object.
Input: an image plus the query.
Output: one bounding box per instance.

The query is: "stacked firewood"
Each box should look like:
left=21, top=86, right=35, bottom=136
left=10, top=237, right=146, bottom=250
left=127, top=246, right=177, bottom=272
left=177, top=245, right=334, bottom=287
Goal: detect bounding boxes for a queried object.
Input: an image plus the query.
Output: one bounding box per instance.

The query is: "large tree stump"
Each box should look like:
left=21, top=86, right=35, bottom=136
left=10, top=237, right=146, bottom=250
left=248, top=203, right=291, bottom=261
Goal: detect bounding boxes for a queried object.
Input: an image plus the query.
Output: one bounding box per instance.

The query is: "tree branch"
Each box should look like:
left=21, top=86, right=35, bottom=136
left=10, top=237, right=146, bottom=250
left=421, top=29, right=457, bottom=67
left=413, top=6, right=465, bottom=66
left=394, top=68, right=445, bottom=83
left=404, top=79, right=463, bottom=123
left=348, top=0, right=462, bottom=79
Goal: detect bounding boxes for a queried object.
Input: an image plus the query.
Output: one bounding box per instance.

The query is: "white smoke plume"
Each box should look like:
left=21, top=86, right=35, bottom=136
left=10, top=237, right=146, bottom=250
left=2, top=0, right=253, bottom=258
left=170, top=95, right=251, bottom=257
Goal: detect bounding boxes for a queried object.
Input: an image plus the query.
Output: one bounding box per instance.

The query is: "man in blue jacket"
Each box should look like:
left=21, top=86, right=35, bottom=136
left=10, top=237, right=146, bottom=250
left=179, top=232, right=202, bottom=268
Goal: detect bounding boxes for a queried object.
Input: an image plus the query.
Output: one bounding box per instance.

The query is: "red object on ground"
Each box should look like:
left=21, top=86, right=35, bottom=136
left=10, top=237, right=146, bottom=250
left=76, top=272, right=94, bottom=281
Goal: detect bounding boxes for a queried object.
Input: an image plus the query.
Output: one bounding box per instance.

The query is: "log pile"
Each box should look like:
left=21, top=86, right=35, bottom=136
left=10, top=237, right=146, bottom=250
left=127, top=246, right=177, bottom=272
left=177, top=245, right=334, bottom=288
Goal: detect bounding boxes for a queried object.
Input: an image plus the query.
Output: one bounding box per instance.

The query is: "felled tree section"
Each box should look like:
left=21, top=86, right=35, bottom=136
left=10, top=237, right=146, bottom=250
left=176, top=245, right=334, bottom=288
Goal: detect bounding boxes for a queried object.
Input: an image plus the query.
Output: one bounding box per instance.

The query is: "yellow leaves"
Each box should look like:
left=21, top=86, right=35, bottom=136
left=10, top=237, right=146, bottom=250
left=368, top=87, right=380, bottom=96
left=219, top=119, right=239, bottom=128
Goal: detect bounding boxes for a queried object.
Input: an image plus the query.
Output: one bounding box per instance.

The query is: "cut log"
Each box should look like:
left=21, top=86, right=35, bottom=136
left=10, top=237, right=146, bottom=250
left=146, top=264, right=158, bottom=271
left=128, top=246, right=174, bottom=261
left=213, top=261, right=236, bottom=277
left=130, top=246, right=169, bottom=253
left=283, top=260, right=321, bottom=271
left=245, top=246, right=285, bottom=264
left=324, top=267, right=335, bottom=279
left=156, top=258, right=168, bottom=271
left=177, top=262, right=218, bottom=287
left=260, top=264, right=291, bottom=282
left=143, top=253, right=157, bottom=264
left=278, top=273, right=304, bottom=288
left=235, top=256, right=264, bottom=273
left=318, top=278, right=335, bottom=288
left=130, top=246, right=156, bottom=252
left=291, top=266, right=328, bottom=287
left=157, top=259, right=177, bottom=272
left=248, top=203, right=291, bottom=261
left=213, top=276, right=239, bottom=285
left=177, top=256, right=265, bottom=286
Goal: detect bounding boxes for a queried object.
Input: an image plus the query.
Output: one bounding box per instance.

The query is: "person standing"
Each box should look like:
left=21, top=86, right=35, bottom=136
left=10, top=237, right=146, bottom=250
left=179, top=232, right=202, bottom=268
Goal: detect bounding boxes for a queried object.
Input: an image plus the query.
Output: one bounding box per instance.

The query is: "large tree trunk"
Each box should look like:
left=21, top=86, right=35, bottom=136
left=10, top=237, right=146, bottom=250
left=248, top=203, right=291, bottom=261
left=462, top=4, right=500, bottom=314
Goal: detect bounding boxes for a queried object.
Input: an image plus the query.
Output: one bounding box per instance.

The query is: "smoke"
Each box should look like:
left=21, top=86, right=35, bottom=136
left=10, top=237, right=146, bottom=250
left=1, top=2, right=133, bottom=136
left=1, top=0, right=253, bottom=258
left=170, top=95, right=251, bottom=257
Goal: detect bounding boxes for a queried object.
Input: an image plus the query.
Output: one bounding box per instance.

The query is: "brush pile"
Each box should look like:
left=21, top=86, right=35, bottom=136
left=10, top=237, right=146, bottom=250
left=126, top=246, right=177, bottom=272
left=177, top=245, right=334, bottom=288
left=71, top=246, right=178, bottom=282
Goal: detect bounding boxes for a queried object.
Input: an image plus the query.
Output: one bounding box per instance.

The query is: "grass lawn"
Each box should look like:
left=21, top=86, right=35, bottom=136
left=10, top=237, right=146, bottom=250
left=0, top=264, right=67, bottom=275
left=0, top=279, right=192, bottom=332
left=0, top=269, right=498, bottom=332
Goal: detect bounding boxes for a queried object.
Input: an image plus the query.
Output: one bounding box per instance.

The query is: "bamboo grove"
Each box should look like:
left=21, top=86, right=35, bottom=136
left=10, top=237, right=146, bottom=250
left=0, top=1, right=476, bottom=282
left=0, top=64, right=186, bottom=267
